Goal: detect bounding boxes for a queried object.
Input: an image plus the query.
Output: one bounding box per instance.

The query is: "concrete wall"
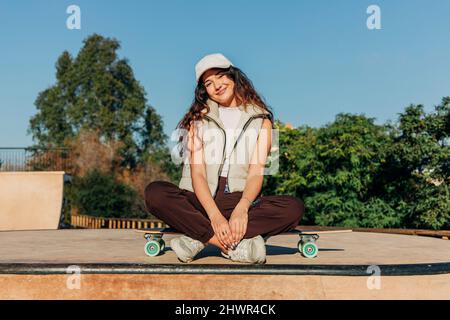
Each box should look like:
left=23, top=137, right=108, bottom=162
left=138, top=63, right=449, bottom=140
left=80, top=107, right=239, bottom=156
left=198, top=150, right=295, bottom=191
left=1, top=274, right=449, bottom=299
left=0, top=172, right=65, bottom=231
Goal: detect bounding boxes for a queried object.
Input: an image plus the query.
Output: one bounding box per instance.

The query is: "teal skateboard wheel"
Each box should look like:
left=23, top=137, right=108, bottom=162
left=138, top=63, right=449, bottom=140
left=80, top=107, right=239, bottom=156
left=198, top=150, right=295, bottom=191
left=144, top=240, right=161, bottom=257
left=297, top=240, right=303, bottom=254
left=301, top=242, right=318, bottom=258
left=160, top=239, right=166, bottom=252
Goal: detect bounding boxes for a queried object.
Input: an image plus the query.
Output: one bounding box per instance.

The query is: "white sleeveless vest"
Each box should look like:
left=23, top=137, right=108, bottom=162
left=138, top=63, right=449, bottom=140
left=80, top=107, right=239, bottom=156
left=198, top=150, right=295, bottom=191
left=178, top=98, right=273, bottom=198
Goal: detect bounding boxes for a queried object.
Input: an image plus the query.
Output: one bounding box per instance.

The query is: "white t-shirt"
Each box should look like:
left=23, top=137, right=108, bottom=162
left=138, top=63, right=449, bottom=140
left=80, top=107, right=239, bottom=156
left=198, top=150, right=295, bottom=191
left=218, top=105, right=242, bottom=177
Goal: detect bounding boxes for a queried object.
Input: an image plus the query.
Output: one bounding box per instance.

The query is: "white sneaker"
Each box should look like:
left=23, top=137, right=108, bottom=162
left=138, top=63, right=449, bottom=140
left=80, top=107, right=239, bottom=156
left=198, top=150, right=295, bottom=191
left=170, top=235, right=205, bottom=263
left=221, top=235, right=266, bottom=264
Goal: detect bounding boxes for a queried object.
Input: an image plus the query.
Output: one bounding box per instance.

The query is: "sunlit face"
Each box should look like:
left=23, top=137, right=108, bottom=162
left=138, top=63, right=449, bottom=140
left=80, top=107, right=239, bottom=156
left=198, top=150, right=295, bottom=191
left=201, top=68, right=236, bottom=105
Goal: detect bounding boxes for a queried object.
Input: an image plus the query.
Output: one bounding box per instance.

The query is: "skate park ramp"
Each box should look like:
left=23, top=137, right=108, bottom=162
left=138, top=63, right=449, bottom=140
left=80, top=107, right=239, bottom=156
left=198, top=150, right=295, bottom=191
left=0, top=228, right=449, bottom=299
left=0, top=172, right=65, bottom=231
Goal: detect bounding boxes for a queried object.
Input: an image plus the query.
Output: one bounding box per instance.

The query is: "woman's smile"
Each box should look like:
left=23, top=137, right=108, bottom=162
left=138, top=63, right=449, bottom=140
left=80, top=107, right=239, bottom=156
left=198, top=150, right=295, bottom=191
left=217, top=87, right=227, bottom=95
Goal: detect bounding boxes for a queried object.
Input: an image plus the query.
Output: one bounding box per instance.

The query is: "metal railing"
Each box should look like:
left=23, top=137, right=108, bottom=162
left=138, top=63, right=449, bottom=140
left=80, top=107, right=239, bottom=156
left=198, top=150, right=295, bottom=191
left=0, top=147, right=73, bottom=173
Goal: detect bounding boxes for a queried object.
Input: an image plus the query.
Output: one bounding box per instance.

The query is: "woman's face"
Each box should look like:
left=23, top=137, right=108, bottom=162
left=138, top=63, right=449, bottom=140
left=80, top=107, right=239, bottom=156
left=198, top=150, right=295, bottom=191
left=201, top=68, right=236, bottom=105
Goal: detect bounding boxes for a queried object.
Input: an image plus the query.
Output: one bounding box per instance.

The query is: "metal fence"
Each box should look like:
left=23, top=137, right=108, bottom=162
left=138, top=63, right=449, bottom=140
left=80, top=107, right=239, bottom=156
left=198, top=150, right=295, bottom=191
left=0, top=147, right=73, bottom=172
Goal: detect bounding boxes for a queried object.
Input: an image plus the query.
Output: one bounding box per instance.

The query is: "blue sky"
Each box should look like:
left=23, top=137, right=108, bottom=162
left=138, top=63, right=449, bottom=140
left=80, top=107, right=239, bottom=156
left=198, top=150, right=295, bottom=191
left=1, top=0, right=449, bottom=147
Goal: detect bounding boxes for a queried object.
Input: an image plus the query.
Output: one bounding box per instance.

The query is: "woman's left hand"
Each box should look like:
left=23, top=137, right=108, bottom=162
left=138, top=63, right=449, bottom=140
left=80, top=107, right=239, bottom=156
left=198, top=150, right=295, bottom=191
left=228, top=201, right=249, bottom=248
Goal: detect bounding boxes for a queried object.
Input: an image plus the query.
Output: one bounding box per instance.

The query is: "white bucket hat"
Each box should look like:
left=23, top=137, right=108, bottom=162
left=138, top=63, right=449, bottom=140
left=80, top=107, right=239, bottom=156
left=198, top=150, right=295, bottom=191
left=195, top=53, right=234, bottom=82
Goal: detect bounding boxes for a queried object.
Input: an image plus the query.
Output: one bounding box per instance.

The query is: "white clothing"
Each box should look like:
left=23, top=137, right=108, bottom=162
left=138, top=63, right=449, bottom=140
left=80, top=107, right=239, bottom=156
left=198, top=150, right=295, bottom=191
left=218, top=105, right=242, bottom=177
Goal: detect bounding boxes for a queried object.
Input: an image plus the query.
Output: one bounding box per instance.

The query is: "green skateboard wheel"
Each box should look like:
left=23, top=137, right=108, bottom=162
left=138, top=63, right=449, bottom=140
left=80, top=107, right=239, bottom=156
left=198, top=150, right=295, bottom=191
left=301, top=242, right=318, bottom=258
left=144, top=240, right=161, bottom=257
left=160, top=239, right=166, bottom=252
left=297, top=240, right=303, bottom=254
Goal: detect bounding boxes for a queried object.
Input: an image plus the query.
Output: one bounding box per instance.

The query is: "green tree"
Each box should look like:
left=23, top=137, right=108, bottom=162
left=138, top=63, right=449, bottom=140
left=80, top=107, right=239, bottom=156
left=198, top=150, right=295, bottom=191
left=265, top=115, right=399, bottom=228
left=375, top=98, right=450, bottom=229
left=28, top=33, right=171, bottom=172
left=265, top=98, right=449, bottom=230
left=68, top=169, right=141, bottom=218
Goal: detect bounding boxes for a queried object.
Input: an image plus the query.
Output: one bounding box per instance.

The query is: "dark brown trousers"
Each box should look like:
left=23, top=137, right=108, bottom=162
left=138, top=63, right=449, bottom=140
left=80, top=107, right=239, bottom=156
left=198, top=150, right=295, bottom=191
left=144, top=176, right=305, bottom=243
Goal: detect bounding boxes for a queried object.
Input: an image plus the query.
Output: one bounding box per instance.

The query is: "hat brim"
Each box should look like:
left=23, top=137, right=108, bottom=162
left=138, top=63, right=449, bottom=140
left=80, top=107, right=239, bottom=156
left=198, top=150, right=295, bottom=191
left=196, top=65, right=232, bottom=83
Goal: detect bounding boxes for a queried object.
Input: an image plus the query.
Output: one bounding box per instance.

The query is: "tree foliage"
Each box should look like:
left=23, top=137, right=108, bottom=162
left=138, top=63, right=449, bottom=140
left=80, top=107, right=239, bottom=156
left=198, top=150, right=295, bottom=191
left=264, top=98, right=450, bottom=229
left=28, top=34, right=180, bottom=218
left=28, top=33, right=171, bottom=170
left=68, top=169, right=139, bottom=218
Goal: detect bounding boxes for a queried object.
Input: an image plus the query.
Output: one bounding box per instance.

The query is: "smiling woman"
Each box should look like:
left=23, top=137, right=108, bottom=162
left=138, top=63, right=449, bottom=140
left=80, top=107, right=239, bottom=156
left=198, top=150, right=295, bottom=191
left=203, top=69, right=234, bottom=101
left=144, top=53, right=305, bottom=264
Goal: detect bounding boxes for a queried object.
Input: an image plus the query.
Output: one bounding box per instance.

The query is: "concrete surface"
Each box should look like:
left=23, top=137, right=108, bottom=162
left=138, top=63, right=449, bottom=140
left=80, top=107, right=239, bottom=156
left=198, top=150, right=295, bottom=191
left=0, top=172, right=65, bottom=231
left=1, top=229, right=449, bottom=299
left=0, top=229, right=449, bottom=265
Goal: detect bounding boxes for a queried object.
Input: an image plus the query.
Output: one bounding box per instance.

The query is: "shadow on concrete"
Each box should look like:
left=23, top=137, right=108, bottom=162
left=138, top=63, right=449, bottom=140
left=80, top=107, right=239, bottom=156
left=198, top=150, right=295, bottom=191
left=265, top=244, right=345, bottom=255
left=168, top=244, right=345, bottom=258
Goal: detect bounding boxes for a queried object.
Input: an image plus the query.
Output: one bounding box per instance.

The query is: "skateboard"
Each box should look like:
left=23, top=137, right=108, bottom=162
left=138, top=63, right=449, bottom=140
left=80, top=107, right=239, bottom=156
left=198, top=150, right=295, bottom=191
left=135, top=228, right=178, bottom=257
left=264, top=229, right=352, bottom=258
left=135, top=228, right=352, bottom=258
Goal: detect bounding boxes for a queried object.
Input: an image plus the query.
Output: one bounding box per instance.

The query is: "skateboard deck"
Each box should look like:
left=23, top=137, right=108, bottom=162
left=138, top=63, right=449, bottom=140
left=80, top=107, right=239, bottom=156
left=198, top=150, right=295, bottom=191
left=135, top=227, right=352, bottom=258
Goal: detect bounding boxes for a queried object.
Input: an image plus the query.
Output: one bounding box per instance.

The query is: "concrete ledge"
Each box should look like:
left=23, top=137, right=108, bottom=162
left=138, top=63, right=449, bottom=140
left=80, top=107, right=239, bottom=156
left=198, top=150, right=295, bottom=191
left=1, top=229, right=450, bottom=299
left=2, top=273, right=450, bottom=299
left=1, top=262, right=450, bottom=276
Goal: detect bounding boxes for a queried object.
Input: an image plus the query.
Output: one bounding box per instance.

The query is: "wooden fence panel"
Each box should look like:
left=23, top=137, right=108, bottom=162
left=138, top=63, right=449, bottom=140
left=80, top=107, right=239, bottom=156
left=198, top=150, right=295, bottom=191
left=70, top=214, right=168, bottom=229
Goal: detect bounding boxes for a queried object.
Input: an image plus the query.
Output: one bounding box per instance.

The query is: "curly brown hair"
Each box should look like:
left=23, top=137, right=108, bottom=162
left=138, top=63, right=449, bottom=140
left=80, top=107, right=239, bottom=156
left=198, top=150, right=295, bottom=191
left=175, top=65, right=274, bottom=159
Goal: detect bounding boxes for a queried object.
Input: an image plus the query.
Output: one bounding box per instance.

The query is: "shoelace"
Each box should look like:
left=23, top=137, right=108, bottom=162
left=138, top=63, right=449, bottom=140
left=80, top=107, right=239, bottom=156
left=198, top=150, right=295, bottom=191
left=180, top=236, right=204, bottom=253
left=229, top=239, right=254, bottom=261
